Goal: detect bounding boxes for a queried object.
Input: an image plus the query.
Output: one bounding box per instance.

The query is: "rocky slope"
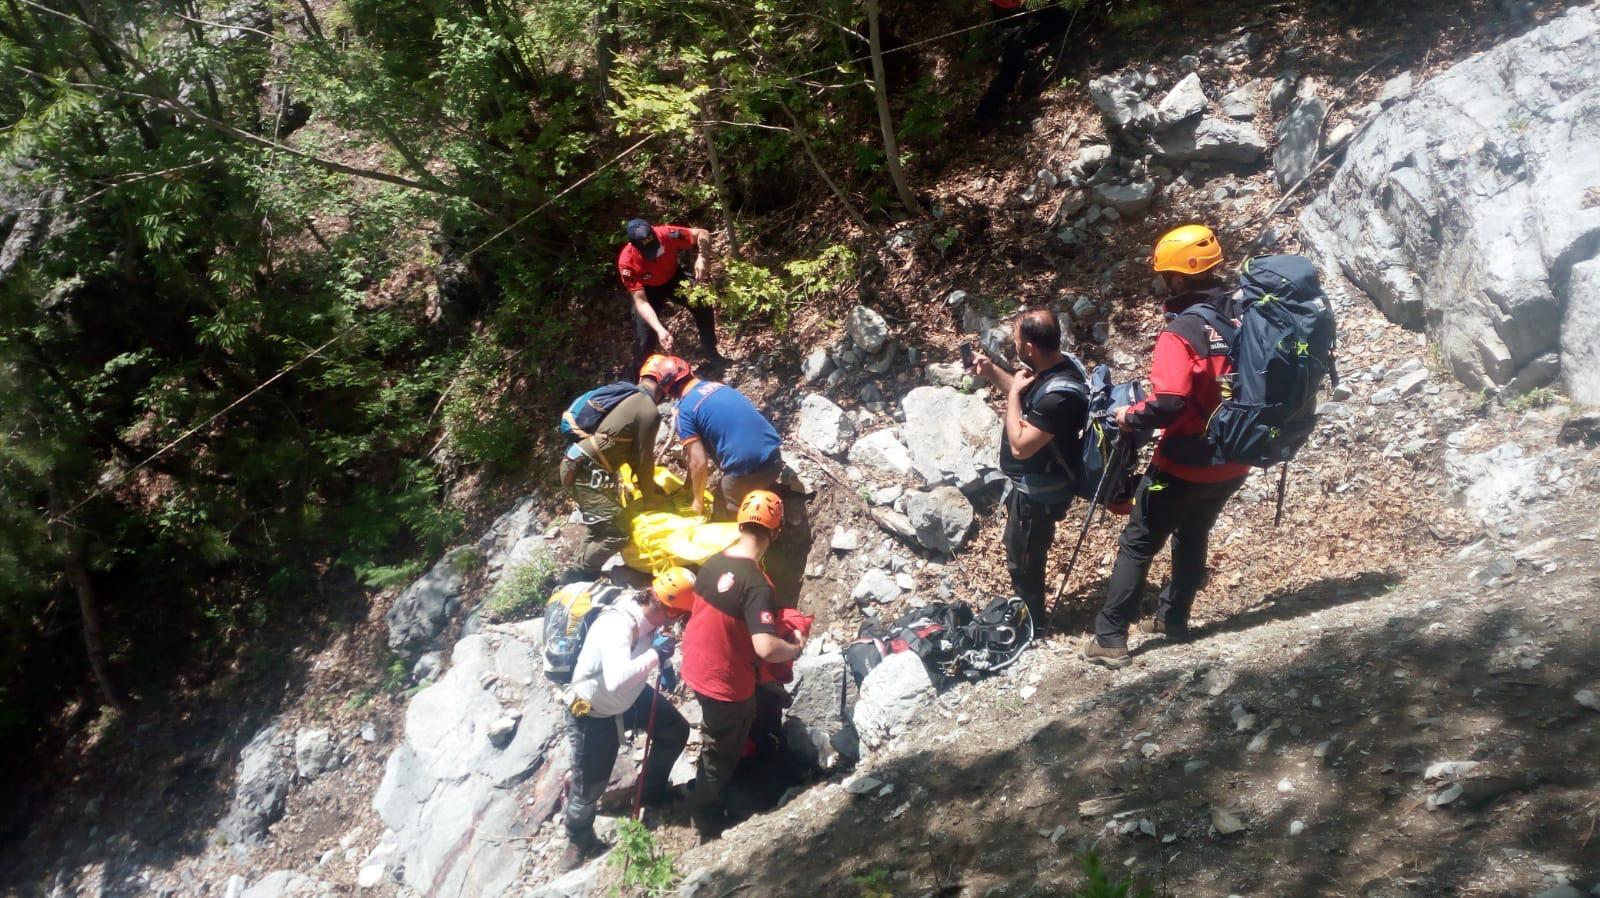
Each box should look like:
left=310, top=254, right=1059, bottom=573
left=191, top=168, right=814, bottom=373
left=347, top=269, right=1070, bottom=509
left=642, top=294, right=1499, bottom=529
left=9, top=4, right=1600, bottom=898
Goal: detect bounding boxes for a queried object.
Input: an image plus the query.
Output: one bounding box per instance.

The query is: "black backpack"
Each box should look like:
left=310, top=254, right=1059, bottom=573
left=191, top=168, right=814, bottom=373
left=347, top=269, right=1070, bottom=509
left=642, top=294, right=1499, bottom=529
left=1183, top=255, right=1338, bottom=467
left=953, top=596, right=1034, bottom=679
left=1034, top=360, right=1148, bottom=509
left=559, top=382, right=644, bottom=443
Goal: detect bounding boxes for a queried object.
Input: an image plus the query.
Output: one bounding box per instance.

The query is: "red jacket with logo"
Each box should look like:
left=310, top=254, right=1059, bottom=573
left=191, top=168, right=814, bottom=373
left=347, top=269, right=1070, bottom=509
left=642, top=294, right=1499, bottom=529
left=616, top=224, right=697, bottom=292
left=1122, top=290, right=1252, bottom=484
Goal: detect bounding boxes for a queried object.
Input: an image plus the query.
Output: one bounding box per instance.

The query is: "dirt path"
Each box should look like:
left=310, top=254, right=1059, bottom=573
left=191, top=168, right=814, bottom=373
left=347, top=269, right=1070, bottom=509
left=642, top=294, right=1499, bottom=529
left=678, top=493, right=1600, bottom=898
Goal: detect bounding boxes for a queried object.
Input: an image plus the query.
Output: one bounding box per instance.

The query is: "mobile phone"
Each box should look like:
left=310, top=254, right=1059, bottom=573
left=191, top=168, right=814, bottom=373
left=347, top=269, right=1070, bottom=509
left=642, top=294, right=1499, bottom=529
left=960, top=343, right=975, bottom=368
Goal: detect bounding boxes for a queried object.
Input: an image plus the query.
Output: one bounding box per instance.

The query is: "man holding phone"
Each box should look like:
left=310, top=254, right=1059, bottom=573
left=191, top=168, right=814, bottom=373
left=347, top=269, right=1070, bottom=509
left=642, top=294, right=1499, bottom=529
left=967, top=310, right=1089, bottom=635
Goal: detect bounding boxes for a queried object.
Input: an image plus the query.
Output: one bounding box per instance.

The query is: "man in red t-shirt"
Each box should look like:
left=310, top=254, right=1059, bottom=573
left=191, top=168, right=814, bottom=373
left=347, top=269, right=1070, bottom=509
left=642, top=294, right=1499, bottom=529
left=680, top=490, right=804, bottom=840
left=1083, top=224, right=1252, bottom=669
left=618, top=218, right=729, bottom=375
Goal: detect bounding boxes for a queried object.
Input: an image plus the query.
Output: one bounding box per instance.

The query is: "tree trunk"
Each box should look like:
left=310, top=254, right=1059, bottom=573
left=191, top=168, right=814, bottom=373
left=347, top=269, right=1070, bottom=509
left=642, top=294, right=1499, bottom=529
left=865, top=0, right=920, bottom=215
left=49, top=485, right=126, bottom=717
left=778, top=103, right=876, bottom=234
left=698, top=106, right=741, bottom=260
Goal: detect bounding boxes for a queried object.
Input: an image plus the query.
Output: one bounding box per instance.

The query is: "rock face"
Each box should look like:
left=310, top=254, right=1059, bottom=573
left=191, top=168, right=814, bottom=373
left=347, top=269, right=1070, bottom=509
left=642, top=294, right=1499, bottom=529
left=797, top=394, right=854, bottom=456
left=293, top=729, right=339, bottom=781
left=385, top=547, right=473, bottom=655
left=848, top=305, right=889, bottom=354
left=848, top=429, right=915, bottom=478
left=1300, top=7, right=1600, bottom=401
left=240, top=871, right=330, bottom=898
left=904, top=486, right=975, bottom=555
left=1157, top=116, right=1267, bottom=164
left=853, top=652, right=936, bottom=750
left=216, top=725, right=291, bottom=848
left=900, top=387, right=1002, bottom=489
left=786, top=651, right=851, bottom=733
left=374, top=623, right=569, bottom=898
left=1274, top=95, right=1328, bottom=189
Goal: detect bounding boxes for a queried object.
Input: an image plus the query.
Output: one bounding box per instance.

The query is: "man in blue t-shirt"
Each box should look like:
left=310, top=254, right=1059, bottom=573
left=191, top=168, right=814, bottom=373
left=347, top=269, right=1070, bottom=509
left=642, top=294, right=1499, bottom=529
left=652, top=357, right=782, bottom=516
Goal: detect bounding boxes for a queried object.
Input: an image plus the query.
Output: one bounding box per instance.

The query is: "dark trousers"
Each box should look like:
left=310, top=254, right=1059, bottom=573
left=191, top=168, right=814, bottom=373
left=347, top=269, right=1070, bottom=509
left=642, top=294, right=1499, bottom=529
left=977, top=5, right=1073, bottom=119
left=563, top=686, right=689, bottom=843
left=690, top=690, right=757, bottom=838
left=631, top=274, right=719, bottom=373
left=1093, top=467, right=1247, bottom=647
left=1003, top=486, right=1072, bottom=630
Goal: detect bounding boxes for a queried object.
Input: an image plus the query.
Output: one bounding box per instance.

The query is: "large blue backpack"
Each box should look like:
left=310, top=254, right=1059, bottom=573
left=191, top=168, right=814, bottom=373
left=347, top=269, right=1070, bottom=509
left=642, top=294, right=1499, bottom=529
left=1183, top=255, right=1338, bottom=467
left=559, top=382, right=644, bottom=443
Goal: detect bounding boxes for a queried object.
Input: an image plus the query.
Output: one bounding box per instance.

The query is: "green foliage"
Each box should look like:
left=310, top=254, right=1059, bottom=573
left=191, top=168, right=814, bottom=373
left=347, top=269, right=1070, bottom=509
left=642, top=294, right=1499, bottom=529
left=1108, top=1, right=1169, bottom=29
left=1072, top=851, right=1156, bottom=898
left=686, top=245, right=857, bottom=331
left=381, top=653, right=411, bottom=694
left=608, top=818, right=678, bottom=894
left=852, top=868, right=895, bottom=898
left=485, top=552, right=557, bottom=623
left=1507, top=386, right=1559, bottom=411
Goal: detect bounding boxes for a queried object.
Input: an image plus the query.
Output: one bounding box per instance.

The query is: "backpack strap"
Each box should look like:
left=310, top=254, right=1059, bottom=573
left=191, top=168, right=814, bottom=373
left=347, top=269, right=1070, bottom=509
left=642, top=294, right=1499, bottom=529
left=1173, top=302, right=1238, bottom=357
left=1026, top=368, right=1090, bottom=480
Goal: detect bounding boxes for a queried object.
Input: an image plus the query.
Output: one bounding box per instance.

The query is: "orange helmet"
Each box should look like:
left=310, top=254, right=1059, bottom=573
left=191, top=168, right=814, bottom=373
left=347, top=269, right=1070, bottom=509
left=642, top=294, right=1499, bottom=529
left=736, top=490, right=784, bottom=534
left=651, top=566, right=697, bottom=614
left=638, top=354, right=693, bottom=396
left=1152, top=224, right=1224, bottom=275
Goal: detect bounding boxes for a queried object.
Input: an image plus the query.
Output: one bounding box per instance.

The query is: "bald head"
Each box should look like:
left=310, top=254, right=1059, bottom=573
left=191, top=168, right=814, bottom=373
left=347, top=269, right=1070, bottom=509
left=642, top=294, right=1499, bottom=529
left=1015, top=309, right=1061, bottom=355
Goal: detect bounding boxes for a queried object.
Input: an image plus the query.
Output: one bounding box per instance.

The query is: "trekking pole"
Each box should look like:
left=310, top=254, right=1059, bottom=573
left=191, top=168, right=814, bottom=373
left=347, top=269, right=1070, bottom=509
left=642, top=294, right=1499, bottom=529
left=630, top=672, right=662, bottom=821
left=1273, top=462, right=1289, bottom=528
left=1049, top=422, right=1125, bottom=610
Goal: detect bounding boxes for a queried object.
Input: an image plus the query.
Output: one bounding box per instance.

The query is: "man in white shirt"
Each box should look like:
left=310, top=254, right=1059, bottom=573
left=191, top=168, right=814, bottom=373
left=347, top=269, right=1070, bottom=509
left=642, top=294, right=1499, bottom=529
left=559, top=569, right=696, bottom=871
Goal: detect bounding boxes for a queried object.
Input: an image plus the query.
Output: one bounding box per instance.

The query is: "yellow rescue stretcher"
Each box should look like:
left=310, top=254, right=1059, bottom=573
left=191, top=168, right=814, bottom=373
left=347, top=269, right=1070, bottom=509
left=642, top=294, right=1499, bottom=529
left=615, top=464, right=740, bottom=574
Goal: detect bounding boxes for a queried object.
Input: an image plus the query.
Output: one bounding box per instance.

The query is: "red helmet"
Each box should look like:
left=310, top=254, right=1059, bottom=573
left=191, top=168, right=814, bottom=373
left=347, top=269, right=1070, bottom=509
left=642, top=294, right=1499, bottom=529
left=638, top=354, right=692, bottom=396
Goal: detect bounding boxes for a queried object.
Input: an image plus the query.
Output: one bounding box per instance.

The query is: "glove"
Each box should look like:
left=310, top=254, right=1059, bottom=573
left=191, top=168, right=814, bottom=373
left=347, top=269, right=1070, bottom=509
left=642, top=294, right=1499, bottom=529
left=658, top=663, right=679, bottom=693
left=651, top=634, right=677, bottom=663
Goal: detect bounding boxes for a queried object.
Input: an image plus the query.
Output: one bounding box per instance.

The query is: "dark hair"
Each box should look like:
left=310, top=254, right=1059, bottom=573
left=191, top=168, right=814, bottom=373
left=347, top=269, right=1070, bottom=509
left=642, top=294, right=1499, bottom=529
left=1168, top=269, right=1226, bottom=292
left=1016, top=309, right=1061, bottom=354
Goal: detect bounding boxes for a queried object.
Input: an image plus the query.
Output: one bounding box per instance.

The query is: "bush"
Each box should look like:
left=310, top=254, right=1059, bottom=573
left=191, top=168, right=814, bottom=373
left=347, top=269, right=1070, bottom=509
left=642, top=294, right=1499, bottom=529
left=484, top=551, right=556, bottom=622
left=608, top=818, right=678, bottom=893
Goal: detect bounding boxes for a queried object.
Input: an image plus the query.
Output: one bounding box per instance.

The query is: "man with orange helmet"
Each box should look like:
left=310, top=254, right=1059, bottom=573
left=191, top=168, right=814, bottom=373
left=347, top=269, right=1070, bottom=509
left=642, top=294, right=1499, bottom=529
left=558, top=567, right=697, bottom=871
left=651, top=360, right=783, bottom=517
left=559, top=359, right=685, bottom=582
left=1082, top=224, right=1252, bottom=669
left=680, top=490, right=804, bottom=840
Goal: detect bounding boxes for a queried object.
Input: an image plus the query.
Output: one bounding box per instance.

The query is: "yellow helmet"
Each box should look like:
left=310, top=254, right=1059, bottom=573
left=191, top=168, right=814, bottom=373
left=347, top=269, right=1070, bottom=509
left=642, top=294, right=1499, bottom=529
left=651, top=566, right=697, bottom=614
left=1152, top=224, right=1224, bottom=275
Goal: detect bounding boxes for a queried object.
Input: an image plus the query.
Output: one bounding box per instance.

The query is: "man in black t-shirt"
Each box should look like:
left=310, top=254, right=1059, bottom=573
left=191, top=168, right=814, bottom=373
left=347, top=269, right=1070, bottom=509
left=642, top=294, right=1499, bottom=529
left=970, top=309, right=1089, bottom=634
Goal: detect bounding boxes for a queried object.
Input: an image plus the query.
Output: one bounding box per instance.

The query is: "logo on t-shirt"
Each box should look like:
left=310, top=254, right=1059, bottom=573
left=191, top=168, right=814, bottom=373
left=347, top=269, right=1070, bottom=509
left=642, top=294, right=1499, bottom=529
left=717, top=571, right=736, bottom=594
left=620, top=267, right=635, bottom=279
left=759, top=610, right=774, bottom=625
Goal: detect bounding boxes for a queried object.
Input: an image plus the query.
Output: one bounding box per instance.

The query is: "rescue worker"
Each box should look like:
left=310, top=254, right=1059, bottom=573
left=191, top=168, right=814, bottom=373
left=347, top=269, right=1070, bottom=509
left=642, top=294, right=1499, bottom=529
left=976, top=0, right=1074, bottom=124
left=619, top=218, right=730, bottom=374
left=559, top=568, right=697, bottom=871
left=1083, top=224, right=1252, bottom=669
left=969, top=309, right=1089, bottom=636
left=559, top=358, right=688, bottom=582
left=681, top=491, right=805, bottom=841
left=647, top=355, right=783, bottom=517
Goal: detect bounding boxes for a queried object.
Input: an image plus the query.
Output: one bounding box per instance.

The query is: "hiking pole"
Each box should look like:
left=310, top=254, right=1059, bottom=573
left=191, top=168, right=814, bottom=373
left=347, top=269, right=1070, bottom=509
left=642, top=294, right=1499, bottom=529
left=1049, top=422, right=1125, bottom=610
left=1273, top=462, right=1289, bottom=528
left=630, top=672, right=662, bottom=821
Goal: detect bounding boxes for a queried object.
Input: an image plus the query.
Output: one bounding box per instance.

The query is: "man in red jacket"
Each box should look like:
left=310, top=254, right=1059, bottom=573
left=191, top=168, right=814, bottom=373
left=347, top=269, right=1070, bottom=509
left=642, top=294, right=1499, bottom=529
left=618, top=218, right=730, bottom=374
left=1083, top=224, right=1252, bottom=669
left=681, top=490, right=805, bottom=841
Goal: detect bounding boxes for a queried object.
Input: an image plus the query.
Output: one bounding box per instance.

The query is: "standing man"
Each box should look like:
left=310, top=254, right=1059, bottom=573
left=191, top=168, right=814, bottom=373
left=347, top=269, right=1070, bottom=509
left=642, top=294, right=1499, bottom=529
left=559, top=568, right=697, bottom=871
left=970, top=309, right=1089, bottom=636
left=559, top=359, right=688, bottom=582
left=976, top=0, right=1074, bottom=124
left=681, top=491, right=805, bottom=841
left=619, top=218, right=730, bottom=374
left=1083, top=224, right=1251, bottom=669
left=647, top=355, right=783, bottom=517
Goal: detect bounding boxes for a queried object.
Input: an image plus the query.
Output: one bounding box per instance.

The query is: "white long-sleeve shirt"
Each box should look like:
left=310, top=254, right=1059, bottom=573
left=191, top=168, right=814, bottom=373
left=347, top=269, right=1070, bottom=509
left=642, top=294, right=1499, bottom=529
left=570, top=597, right=660, bottom=718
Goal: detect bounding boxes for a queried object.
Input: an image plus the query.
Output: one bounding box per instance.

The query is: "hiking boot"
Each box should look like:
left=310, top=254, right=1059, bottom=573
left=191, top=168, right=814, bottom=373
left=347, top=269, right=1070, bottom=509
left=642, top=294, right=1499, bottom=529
left=1080, top=636, right=1132, bottom=669
left=556, top=835, right=607, bottom=873
left=1138, top=618, right=1191, bottom=642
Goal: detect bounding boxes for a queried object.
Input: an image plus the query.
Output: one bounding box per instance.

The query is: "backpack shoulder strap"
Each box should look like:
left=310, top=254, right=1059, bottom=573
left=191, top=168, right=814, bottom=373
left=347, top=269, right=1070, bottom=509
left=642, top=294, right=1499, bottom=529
left=1172, top=302, right=1237, bottom=357
left=1025, top=367, right=1089, bottom=478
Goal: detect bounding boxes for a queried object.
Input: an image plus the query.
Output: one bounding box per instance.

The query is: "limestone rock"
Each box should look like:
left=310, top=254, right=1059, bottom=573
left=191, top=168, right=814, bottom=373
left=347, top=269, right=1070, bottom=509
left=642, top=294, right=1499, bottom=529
left=848, top=429, right=914, bottom=478
left=786, top=651, right=852, bottom=733
left=900, top=387, right=1002, bottom=488
left=216, top=724, right=291, bottom=848
left=853, top=651, right=937, bottom=749
left=848, top=306, right=889, bottom=354
left=801, top=347, right=834, bottom=384
left=797, top=394, right=855, bottom=456
left=1157, top=117, right=1267, bottom=164
left=904, top=486, right=975, bottom=555
left=1274, top=96, right=1329, bottom=190
left=294, top=729, right=339, bottom=781
left=1299, top=7, right=1600, bottom=400
left=240, top=872, right=331, bottom=898
left=385, top=547, right=472, bottom=655
left=374, top=623, right=568, bottom=898
left=851, top=569, right=902, bottom=606
left=1090, top=181, right=1156, bottom=218
left=1088, top=72, right=1157, bottom=132
left=1220, top=79, right=1263, bottom=119
left=1156, top=73, right=1208, bottom=125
